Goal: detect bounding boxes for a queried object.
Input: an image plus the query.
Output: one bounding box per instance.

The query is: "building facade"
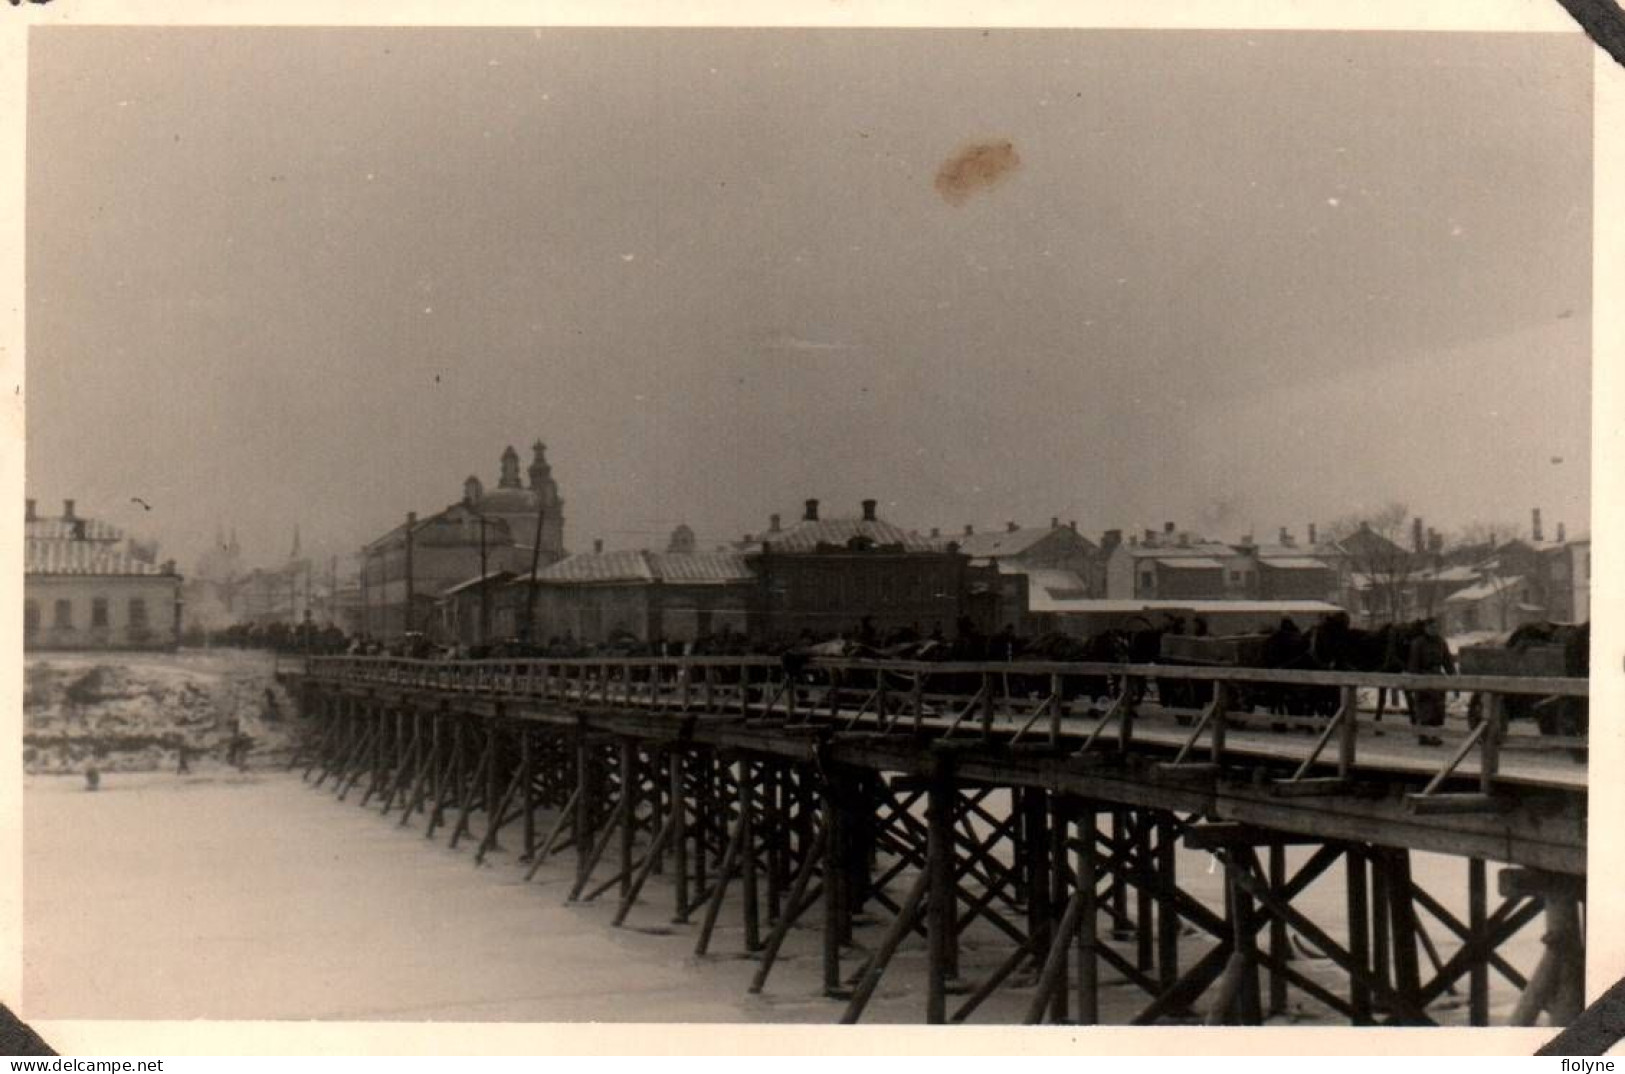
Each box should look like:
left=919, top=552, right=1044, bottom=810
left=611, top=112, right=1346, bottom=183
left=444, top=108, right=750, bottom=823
left=508, top=547, right=753, bottom=646
left=744, top=499, right=991, bottom=641
left=360, top=442, right=566, bottom=640
left=24, top=499, right=182, bottom=651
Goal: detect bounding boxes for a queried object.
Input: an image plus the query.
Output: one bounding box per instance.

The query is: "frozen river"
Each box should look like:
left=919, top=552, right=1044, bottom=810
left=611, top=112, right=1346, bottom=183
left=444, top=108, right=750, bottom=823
left=21, top=769, right=1541, bottom=1025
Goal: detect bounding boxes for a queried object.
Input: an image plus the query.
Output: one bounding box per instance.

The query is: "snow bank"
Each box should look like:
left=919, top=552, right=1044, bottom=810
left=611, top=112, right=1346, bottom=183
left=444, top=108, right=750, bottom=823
left=23, top=649, right=303, bottom=774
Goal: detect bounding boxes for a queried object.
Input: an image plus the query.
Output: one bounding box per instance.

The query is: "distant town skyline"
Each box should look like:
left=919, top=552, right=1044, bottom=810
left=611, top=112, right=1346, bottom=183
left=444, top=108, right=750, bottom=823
left=25, top=28, right=1592, bottom=573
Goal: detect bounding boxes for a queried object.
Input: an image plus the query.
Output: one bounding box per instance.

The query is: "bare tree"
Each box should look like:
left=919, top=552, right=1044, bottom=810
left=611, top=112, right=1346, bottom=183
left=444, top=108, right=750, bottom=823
left=1324, top=503, right=1418, bottom=626
left=1447, top=518, right=1521, bottom=559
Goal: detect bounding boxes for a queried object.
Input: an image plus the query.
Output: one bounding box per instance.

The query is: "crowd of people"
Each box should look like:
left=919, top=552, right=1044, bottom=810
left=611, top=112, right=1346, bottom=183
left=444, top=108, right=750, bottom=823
left=201, top=609, right=1583, bottom=747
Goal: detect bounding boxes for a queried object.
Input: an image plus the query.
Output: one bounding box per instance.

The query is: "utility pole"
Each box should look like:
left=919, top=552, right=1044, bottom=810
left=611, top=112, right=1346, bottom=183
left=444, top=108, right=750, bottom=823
left=477, top=510, right=490, bottom=646
left=525, top=506, right=546, bottom=646
left=404, top=511, right=417, bottom=638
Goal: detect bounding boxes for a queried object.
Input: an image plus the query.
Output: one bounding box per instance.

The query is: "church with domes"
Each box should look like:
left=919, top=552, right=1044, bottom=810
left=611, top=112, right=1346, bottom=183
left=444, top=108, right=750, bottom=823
left=359, top=441, right=567, bottom=640
left=460, top=442, right=566, bottom=560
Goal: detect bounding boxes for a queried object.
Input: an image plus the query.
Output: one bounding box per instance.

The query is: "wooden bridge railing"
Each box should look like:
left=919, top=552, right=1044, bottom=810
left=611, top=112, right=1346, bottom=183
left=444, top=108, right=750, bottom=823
left=297, top=654, right=1589, bottom=807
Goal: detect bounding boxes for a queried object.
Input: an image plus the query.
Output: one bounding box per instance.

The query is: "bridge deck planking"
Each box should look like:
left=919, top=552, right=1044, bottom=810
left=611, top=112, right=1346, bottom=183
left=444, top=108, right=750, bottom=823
left=299, top=672, right=1587, bottom=791
left=291, top=674, right=1586, bottom=876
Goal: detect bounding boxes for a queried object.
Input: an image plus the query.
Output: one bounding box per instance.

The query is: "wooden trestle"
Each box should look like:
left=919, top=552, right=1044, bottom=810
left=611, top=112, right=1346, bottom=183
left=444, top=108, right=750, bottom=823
left=287, top=655, right=1587, bottom=1026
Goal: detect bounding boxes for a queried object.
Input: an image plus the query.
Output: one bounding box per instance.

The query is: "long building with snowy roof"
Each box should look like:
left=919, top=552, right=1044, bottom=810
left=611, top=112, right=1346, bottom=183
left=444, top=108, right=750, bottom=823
left=24, top=498, right=182, bottom=651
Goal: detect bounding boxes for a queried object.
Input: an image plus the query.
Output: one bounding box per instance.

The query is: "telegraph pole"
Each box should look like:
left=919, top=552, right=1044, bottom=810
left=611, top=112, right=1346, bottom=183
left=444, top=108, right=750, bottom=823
left=404, top=511, right=417, bottom=638
left=525, top=506, right=546, bottom=646
left=478, top=511, right=490, bottom=646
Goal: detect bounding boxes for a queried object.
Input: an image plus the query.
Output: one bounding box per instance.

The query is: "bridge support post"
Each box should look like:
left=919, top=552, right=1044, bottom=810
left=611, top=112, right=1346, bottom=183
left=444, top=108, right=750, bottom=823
left=574, top=725, right=597, bottom=893
left=822, top=784, right=845, bottom=997
left=1047, top=795, right=1072, bottom=1023
left=1077, top=802, right=1101, bottom=1025
left=1505, top=868, right=1586, bottom=1027
left=1463, top=857, right=1486, bottom=1025
left=925, top=754, right=956, bottom=1024
left=1268, top=843, right=1288, bottom=1017
left=671, top=749, right=690, bottom=922
left=738, top=756, right=761, bottom=952
left=519, top=728, right=536, bottom=861
left=620, top=738, right=638, bottom=901
left=1157, top=814, right=1180, bottom=991
left=1346, top=845, right=1373, bottom=1024
left=1022, top=788, right=1052, bottom=978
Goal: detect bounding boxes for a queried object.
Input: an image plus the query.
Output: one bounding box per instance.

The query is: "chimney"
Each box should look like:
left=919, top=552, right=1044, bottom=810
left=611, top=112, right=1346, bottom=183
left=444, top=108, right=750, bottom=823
left=63, top=499, right=76, bottom=520
left=804, top=498, right=820, bottom=522
left=1557, top=521, right=1567, bottom=543
left=25, top=498, right=35, bottom=522
left=1429, top=531, right=1444, bottom=554
left=1307, top=522, right=1317, bottom=546
left=768, top=513, right=781, bottom=533
left=930, top=527, right=941, bottom=538
left=1412, top=517, right=1425, bottom=554
left=1532, top=507, right=1544, bottom=543
left=1069, top=520, right=1078, bottom=532
left=862, top=499, right=878, bottom=522
left=1101, top=529, right=1122, bottom=555
left=1278, top=526, right=1291, bottom=547
left=1164, top=521, right=1175, bottom=535
left=463, top=475, right=483, bottom=507
left=1007, top=521, right=1019, bottom=533
left=1051, top=516, right=1060, bottom=529
left=1177, top=532, right=1190, bottom=549
left=964, top=524, right=974, bottom=537
left=163, top=558, right=176, bottom=575
left=1144, top=528, right=1157, bottom=545
left=593, top=538, right=604, bottom=554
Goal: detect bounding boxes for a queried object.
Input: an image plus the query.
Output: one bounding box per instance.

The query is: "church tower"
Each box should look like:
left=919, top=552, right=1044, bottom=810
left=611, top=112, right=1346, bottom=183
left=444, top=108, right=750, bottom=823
left=498, top=445, right=522, bottom=489
left=527, top=440, right=566, bottom=559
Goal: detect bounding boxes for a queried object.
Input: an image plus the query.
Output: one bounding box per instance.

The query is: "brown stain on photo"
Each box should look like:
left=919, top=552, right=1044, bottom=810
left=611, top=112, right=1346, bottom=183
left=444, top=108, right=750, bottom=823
left=935, top=139, right=1020, bottom=206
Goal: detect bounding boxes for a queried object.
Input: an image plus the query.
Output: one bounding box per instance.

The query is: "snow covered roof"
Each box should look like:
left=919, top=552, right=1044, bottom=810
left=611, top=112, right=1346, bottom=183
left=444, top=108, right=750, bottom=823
left=744, top=516, right=937, bottom=554
left=954, top=526, right=1095, bottom=559
left=438, top=570, right=516, bottom=597
left=26, top=539, right=171, bottom=577
left=1257, top=557, right=1332, bottom=571
left=1123, top=541, right=1233, bottom=560
left=1155, top=557, right=1224, bottom=570
left=524, top=550, right=753, bottom=585
left=26, top=517, right=125, bottom=542
left=1029, top=598, right=1342, bottom=616
left=1443, top=576, right=1523, bottom=604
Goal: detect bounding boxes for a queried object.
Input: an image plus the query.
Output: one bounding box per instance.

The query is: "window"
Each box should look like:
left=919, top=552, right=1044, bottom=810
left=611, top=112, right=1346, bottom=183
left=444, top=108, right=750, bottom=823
left=54, top=599, right=72, bottom=628
left=129, top=598, right=149, bottom=629
left=1229, top=570, right=1242, bottom=584
left=24, top=600, right=39, bottom=637
left=92, top=598, right=110, bottom=629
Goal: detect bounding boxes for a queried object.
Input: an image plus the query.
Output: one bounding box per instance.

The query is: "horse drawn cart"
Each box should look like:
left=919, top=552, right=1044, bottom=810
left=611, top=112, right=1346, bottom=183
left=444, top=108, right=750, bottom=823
left=1156, top=633, right=1270, bottom=711
left=1459, top=640, right=1587, bottom=738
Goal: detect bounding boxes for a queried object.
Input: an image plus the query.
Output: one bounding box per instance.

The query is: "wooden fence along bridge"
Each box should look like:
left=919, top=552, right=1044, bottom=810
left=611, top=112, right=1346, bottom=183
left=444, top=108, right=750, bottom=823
left=285, top=654, right=1588, bottom=1026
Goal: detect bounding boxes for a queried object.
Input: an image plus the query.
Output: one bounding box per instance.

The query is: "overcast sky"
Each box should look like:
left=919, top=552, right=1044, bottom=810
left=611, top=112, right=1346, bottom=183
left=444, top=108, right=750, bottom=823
left=25, top=28, right=1592, bottom=571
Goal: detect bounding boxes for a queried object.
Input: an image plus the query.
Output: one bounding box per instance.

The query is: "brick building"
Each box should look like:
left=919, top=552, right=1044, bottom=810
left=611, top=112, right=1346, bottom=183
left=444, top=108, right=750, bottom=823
left=744, top=499, right=994, bottom=642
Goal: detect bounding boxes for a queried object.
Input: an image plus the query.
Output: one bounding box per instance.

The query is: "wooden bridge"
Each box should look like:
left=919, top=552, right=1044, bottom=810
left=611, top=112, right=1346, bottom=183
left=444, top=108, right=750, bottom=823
left=284, top=653, right=1588, bottom=1026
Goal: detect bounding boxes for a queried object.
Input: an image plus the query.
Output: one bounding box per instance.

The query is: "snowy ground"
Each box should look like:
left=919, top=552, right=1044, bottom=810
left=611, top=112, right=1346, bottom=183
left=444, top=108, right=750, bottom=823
left=21, top=770, right=1549, bottom=1026
left=24, top=649, right=298, bottom=774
